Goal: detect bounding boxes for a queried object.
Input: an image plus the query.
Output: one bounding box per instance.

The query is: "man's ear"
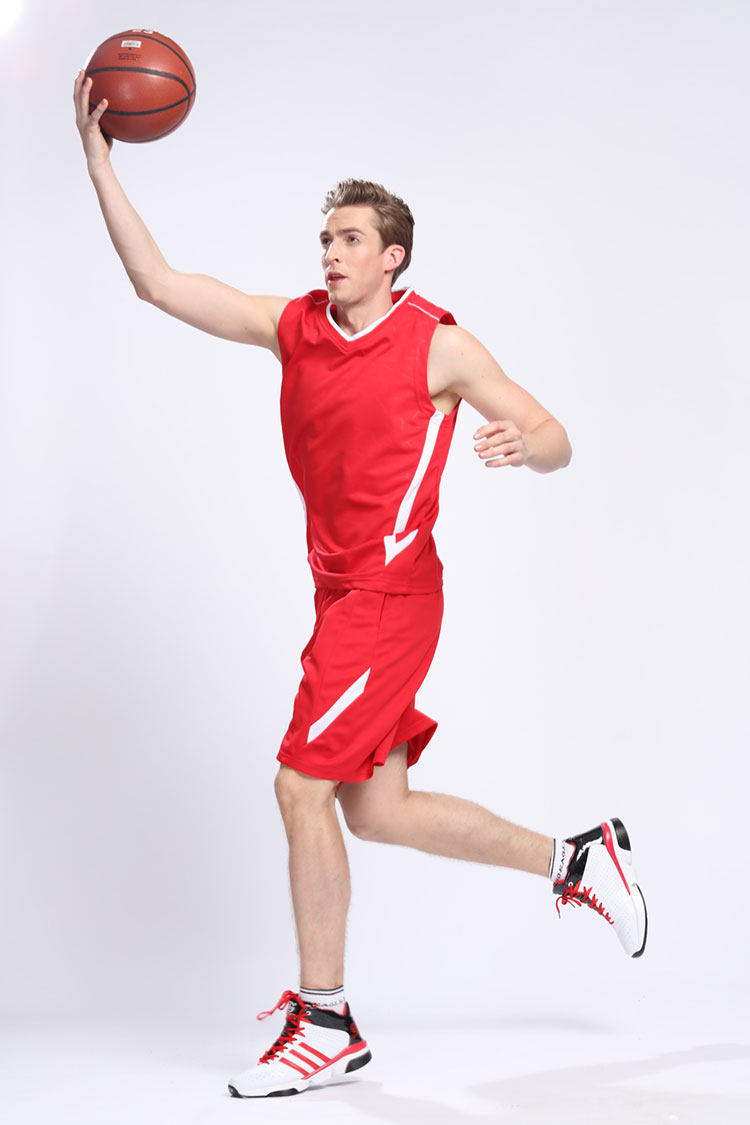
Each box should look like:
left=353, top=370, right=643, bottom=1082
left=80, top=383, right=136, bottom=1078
left=384, top=244, right=406, bottom=276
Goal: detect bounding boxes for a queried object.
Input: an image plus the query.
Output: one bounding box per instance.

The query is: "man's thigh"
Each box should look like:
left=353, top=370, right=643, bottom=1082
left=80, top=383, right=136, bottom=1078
left=336, top=741, right=410, bottom=829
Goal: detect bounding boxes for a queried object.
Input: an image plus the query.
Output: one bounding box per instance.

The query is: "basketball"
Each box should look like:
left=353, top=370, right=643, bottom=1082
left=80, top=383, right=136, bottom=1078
left=85, top=29, right=196, bottom=143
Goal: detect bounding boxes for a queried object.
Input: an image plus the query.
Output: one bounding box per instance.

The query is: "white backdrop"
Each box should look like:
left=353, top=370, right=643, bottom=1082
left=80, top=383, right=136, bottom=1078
left=1, top=0, right=748, bottom=1054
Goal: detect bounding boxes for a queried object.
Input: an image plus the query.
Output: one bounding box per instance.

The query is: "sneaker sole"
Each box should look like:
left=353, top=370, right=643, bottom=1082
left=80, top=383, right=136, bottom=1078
left=228, top=1044, right=372, bottom=1098
left=607, top=817, right=648, bottom=958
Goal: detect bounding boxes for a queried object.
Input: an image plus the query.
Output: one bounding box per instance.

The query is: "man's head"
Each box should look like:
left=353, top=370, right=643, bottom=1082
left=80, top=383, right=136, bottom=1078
left=320, top=179, right=414, bottom=295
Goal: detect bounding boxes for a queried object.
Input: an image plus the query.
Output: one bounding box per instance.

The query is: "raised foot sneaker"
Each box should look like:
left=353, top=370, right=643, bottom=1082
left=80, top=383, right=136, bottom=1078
left=553, top=817, right=648, bottom=958
left=228, top=990, right=372, bottom=1098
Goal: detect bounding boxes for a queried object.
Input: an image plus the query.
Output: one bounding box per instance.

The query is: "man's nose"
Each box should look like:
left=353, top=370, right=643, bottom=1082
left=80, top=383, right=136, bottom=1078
left=324, top=242, right=340, bottom=262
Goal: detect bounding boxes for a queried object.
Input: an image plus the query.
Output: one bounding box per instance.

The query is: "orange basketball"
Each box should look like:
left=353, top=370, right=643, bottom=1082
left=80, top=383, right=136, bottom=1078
left=85, top=29, right=196, bottom=143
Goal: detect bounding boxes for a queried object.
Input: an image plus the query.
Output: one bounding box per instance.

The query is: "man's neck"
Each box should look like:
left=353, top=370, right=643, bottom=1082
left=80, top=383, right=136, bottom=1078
left=331, top=288, right=402, bottom=337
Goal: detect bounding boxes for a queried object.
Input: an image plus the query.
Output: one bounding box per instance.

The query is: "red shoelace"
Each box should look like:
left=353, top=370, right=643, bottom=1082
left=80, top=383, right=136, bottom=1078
left=556, top=879, right=614, bottom=925
left=256, top=989, right=308, bottom=1064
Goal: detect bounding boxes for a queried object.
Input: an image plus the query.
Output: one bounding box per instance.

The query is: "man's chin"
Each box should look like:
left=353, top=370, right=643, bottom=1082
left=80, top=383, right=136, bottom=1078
left=327, top=279, right=348, bottom=294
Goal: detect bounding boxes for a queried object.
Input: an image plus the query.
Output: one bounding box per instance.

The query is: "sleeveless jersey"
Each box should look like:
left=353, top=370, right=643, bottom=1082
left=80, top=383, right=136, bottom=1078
left=277, top=287, right=461, bottom=594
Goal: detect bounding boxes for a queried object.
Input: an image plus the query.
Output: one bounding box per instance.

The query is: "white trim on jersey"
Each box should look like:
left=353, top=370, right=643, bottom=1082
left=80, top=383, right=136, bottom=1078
left=384, top=408, right=444, bottom=566
left=407, top=301, right=440, bottom=322
left=326, top=287, right=415, bottom=342
left=307, top=668, right=371, bottom=743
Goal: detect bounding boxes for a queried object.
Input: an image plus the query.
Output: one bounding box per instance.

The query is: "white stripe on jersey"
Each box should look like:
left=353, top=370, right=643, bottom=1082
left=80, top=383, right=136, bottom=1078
left=384, top=408, right=444, bottom=566
left=307, top=668, right=371, bottom=743
left=407, top=301, right=440, bottom=322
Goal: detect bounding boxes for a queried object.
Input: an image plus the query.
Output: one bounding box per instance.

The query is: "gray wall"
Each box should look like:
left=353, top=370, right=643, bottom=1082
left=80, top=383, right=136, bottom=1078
left=1, top=0, right=747, bottom=1034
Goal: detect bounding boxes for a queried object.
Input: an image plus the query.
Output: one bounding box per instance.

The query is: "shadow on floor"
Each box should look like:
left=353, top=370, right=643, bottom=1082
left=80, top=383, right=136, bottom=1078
left=308, top=1043, right=750, bottom=1124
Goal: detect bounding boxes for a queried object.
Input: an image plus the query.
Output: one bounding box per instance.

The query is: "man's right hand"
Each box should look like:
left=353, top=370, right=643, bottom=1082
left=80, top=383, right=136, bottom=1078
left=74, top=70, right=112, bottom=169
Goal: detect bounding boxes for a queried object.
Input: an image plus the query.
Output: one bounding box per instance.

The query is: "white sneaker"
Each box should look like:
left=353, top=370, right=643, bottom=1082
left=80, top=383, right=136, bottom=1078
left=552, top=817, right=648, bottom=957
left=228, top=989, right=372, bottom=1098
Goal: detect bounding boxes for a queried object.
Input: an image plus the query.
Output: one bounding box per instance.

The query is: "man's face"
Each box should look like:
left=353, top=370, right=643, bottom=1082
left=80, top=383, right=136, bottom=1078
left=320, top=205, right=400, bottom=302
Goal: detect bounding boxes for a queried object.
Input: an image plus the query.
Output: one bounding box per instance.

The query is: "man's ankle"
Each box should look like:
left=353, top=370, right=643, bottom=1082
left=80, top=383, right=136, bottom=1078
left=299, top=985, right=347, bottom=1015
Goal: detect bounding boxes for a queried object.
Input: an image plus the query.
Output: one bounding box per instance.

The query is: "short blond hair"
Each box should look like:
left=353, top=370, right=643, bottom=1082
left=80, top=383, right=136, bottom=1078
left=322, top=179, right=414, bottom=286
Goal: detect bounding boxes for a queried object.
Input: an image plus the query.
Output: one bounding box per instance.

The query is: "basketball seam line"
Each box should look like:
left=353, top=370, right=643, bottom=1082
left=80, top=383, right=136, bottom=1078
left=86, top=65, right=193, bottom=100
left=98, top=32, right=195, bottom=84
left=98, top=95, right=193, bottom=118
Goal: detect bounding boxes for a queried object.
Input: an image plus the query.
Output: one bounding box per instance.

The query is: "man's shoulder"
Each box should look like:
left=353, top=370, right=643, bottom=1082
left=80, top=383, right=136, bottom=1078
left=290, top=289, right=328, bottom=308
left=279, top=290, right=327, bottom=329
left=426, top=322, right=479, bottom=381
left=302, top=289, right=329, bottom=306
left=405, top=291, right=457, bottom=327
left=277, top=291, right=330, bottom=361
left=281, top=290, right=328, bottom=317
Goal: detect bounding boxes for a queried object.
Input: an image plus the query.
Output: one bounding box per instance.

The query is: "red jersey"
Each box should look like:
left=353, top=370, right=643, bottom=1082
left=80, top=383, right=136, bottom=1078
left=277, top=287, right=461, bottom=594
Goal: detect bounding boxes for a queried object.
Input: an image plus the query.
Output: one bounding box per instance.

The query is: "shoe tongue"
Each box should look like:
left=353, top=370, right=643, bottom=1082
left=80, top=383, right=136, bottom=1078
left=286, top=998, right=301, bottom=1017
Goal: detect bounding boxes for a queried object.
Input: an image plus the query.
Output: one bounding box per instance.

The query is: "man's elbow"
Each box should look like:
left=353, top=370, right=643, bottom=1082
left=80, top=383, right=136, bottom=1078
left=129, top=266, right=170, bottom=305
left=543, top=420, right=572, bottom=471
left=129, top=272, right=156, bottom=303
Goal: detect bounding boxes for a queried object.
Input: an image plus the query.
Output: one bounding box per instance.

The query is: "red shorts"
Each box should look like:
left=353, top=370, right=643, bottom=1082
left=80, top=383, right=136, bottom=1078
left=277, top=586, right=444, bottom=783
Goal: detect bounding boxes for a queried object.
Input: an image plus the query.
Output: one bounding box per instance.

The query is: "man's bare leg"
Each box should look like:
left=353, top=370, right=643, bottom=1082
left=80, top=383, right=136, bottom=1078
left=274, top=765, right=350, bottom=990
left=337, top=743, right=553, bottom=876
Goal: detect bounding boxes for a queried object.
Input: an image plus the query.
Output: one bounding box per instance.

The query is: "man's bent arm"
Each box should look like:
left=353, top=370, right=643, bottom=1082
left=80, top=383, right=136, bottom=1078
left=430, top=325, right=572, bottom=474
left=519, top=416, right=571, bottom=474
left=74, top=72, right=287, bottom=355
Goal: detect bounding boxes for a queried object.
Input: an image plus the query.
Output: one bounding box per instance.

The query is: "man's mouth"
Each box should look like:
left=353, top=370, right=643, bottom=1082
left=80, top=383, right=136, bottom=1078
left=327, top=273, right=346, bottom=283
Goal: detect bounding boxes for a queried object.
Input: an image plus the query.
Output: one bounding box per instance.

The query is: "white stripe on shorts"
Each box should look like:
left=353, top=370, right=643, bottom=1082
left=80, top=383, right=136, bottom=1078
left=307, top=668, right=371, bottom=743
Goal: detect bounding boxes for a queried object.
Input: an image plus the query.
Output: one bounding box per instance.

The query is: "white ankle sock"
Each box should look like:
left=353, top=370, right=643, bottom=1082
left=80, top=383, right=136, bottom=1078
left=549, top=838, right=575, bottom=883
left=299, top=986, right=347, bottom=1015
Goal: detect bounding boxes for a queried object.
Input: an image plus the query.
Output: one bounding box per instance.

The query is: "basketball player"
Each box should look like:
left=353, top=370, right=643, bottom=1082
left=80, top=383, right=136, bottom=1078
left=74, top=72, right=648, bottom=1099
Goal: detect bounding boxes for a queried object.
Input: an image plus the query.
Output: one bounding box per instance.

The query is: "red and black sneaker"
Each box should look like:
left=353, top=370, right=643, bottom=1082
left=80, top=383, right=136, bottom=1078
left=553, top=817, right=648, bottom=957
left=228, top=990, right=372, bottom=1098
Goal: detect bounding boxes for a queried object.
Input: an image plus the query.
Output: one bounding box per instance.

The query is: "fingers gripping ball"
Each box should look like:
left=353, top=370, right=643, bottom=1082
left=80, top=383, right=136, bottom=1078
left=85, top=29, right=196, bottom=143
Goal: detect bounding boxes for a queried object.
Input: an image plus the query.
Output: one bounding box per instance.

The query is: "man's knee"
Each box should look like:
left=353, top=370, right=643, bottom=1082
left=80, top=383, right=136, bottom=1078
left=344, top=814, right=390, bottom=843
left=274, top=764, right=337, bottom=822
left=341, top=800, right=405, bottom=843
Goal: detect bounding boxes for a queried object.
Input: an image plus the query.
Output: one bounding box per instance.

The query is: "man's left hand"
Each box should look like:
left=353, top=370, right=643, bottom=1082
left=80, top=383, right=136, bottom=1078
left=473, top=420, right=528, bottom=468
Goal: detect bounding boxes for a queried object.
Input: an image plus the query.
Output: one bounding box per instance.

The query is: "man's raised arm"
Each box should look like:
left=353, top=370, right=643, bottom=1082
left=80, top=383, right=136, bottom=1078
left=73, top=72, right=288, bottom=356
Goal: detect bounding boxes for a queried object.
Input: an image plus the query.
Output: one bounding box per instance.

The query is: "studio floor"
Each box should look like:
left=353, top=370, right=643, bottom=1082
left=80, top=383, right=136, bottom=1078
left=3, top=1013, right=749, bottom=1125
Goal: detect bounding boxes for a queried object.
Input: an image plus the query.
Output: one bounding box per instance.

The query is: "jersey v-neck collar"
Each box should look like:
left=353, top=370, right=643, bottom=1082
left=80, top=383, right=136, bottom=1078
left=325, top=287, right=415, bottom=343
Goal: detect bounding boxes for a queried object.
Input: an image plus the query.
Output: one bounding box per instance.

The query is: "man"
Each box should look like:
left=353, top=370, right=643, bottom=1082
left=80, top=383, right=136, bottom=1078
left=74, top=72, right=648, bottom=1100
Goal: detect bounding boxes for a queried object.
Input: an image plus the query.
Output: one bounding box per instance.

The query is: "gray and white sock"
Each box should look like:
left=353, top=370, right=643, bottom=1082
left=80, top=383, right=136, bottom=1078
left=549, top=838, right=575, bottom=883
left=299, top=986, right=347, bottom=1015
